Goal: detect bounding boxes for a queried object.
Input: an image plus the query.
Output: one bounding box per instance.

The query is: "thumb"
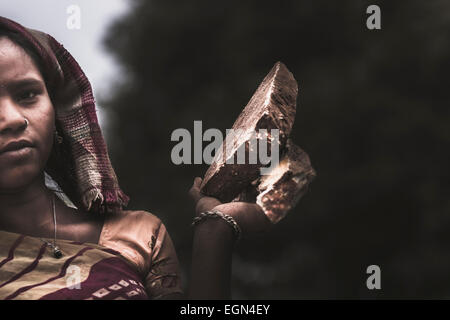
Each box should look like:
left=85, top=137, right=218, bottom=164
left=188, top=177, right=203, bottom=204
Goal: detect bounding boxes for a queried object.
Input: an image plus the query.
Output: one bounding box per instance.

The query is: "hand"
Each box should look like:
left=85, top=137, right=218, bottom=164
left=189, top=177, right=272, bottom=238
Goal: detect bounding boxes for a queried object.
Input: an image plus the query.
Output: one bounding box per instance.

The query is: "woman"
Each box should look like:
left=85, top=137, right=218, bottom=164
left=0, top=16, right=271, bottom=299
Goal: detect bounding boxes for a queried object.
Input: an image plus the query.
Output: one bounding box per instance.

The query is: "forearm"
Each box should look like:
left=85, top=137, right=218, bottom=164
left=188, top=218, right=235, bottom=299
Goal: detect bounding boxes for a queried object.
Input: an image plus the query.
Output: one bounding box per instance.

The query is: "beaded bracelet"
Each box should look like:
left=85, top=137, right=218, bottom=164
left=192, top=210, right=242, bottom=243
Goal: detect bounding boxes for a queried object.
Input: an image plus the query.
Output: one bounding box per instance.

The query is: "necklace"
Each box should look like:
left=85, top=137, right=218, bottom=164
left=40, top=194, right=63, bottom=258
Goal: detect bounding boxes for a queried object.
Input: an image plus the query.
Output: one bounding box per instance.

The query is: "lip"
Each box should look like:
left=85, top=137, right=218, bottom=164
left=0, top=140, right=35, bottom=155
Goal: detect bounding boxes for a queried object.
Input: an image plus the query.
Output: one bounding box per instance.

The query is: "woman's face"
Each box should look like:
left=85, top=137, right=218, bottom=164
left=0, top=36, right=54, bottom=191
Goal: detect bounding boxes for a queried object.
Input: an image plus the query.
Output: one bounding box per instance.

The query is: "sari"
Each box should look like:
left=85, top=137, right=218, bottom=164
left=0, top=210, right=183, bottom=300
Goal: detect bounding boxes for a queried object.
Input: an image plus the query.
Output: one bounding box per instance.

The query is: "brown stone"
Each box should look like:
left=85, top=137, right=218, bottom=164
left=255, top=140, right=316, bottom=224
left=200, top=61, right=298, bottom=202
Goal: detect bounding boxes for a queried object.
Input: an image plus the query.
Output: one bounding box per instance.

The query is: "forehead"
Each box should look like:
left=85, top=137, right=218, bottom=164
left=0, top=36, right=43, bottom=84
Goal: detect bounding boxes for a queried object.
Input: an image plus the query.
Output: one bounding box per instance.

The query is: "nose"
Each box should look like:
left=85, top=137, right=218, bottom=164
left=0, top=97, right=27, bottom=135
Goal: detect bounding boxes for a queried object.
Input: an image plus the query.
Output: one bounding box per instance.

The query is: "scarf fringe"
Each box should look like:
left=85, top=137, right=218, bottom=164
left=82, top=188, right=104, bottom=212
left=82, top=188, right=130, bottom=213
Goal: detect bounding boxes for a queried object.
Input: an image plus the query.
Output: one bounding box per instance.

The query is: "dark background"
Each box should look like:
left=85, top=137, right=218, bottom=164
left=100, top=0, right=450, bottom=298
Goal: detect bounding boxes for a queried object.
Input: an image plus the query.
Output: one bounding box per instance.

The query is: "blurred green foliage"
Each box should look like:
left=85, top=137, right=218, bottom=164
left=101, top=0, right=450, bottom=298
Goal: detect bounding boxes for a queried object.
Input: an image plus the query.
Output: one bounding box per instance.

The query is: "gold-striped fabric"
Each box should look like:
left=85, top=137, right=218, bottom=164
left=0, top=230, right=149, bottom=300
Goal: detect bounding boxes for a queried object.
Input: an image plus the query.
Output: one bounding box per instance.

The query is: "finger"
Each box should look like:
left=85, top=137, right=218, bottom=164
left=193, top=177, right=202, bottom=189
left=189, top=177, right=203, bottom=203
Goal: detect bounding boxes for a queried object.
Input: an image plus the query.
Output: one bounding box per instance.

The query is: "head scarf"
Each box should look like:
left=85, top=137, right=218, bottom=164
left=0, top=16, right=129, bottom=213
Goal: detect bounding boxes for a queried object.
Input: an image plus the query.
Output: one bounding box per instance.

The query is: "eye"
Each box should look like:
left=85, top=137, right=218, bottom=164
left=16, top=90, right=39, bottom=103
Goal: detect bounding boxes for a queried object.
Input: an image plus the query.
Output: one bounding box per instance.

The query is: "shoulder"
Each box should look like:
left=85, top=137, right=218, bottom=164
left=103, top=209, right=163, bottom=235
left=98, top=209, right=183, bottom=298
left=98, top=210, right=168, bottom=274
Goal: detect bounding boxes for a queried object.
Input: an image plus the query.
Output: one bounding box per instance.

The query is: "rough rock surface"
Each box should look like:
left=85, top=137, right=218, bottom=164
left=200, top=61, right=298, bottom=202
left=255, top=140, right=316, bottom=224
left=200, top=62, right=315, bottom=223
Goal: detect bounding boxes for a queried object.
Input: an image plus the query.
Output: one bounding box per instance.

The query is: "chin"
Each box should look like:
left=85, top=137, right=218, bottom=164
left=0, top=166, right=42, bottom=192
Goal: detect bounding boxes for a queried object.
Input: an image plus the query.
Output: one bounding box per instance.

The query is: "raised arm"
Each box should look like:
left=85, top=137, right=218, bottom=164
left=187, top=177, right=272, bottom=299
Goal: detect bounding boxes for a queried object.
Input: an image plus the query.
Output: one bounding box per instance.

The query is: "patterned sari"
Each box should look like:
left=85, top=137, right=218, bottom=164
left=0, top=231, right=149, bottom=300
left=0, top=210, right=183, bottom=300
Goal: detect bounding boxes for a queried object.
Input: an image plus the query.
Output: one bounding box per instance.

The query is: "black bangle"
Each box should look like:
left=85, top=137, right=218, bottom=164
left=192, top=210, right=242, bottom=243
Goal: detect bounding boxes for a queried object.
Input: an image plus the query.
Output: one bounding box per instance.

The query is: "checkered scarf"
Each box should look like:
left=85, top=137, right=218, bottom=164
left=0, top=17, right=129, bottom=213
